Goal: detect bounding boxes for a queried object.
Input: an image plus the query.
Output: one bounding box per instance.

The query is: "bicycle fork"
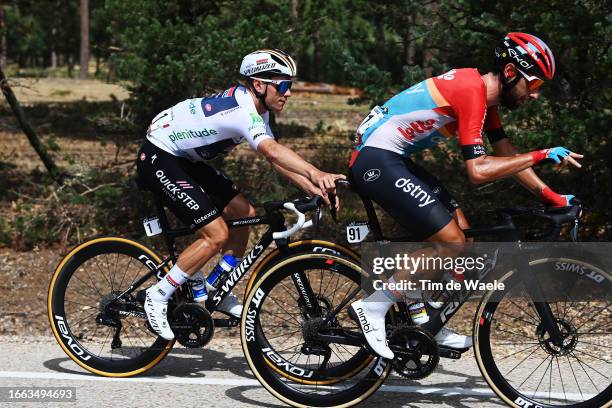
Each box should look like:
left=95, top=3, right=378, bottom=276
left=515, top=254, right=565, bottom=347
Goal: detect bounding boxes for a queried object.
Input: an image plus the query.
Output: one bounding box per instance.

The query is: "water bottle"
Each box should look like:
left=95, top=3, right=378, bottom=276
left=205, top=254, right=239, bottom=292
left=408, top=302, right=430, bottom=324
left=427, top=270, right=465, bottom=309
left=189, top=271, right=208, bottom=303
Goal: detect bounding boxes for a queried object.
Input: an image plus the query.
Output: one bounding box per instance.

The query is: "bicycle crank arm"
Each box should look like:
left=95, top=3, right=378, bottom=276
left=438, top=346, right=464, bottom=359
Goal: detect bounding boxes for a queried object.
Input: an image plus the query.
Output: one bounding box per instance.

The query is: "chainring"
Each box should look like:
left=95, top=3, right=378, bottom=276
left=171, top=303, right=215, bottom=348
left=389, top=324, right=440, bottom=379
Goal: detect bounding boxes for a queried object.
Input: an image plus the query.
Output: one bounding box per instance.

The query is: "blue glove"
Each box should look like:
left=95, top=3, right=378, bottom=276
left=544, top=147, right=572, bottom=164
left=540, top=187, right=578, bottom=207
left=560, top=194, right=576, bottom=206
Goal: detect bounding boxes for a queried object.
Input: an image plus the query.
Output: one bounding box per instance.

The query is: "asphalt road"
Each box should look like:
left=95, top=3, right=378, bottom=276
left=0, top=336, right=509, bottom=408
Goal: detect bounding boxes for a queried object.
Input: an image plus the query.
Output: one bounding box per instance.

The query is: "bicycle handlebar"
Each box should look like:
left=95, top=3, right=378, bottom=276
left=271, top=196, right=324, bottom=240
left=273, top=203, right=306, bottom=239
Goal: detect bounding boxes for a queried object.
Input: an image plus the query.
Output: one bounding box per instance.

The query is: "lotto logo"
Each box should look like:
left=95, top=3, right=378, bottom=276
left=397, top=119, right=436, bottom=141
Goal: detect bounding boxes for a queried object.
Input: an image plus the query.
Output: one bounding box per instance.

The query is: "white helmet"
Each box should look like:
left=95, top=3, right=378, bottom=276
left=240, top=49, right=297, bottom=78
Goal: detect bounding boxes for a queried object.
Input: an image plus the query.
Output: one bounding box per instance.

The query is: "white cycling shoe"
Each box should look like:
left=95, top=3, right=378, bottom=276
left=349, top=299, right=394, bottom=359
left=217, top=291, right=243, bottom=318
left=435, top=327, right=472, bottom=350
left=144, top=288, right=174, bottom=340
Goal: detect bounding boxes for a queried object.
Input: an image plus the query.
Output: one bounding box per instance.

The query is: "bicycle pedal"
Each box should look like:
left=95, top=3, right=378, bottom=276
left=439, top=346, right=466, bottom=359
left=213, top=318, right=239, bottom=327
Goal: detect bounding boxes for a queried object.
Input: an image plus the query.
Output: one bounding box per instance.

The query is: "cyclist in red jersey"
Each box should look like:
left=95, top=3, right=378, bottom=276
left=349, top=33, right=584, bottom=359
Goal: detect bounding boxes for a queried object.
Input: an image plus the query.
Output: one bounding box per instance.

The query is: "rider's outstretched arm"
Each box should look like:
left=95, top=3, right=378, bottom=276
left=465, top=152, right=542, bottom=184
left=464, top=142, right=582, bottom=185
left=272, top=162, right=320, bottom=194
left=491, top=138, right=578, bottom=206
left=257, top=139, right=344, bottom=195
left=492, top=138, right=547, bottom=191
left=272, top=163, right=339, bottom=209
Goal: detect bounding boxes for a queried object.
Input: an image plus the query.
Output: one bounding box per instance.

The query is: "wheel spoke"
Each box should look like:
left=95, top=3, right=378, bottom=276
left=503, top=345, right=540, bottom=377
left=570, top=351, right=603, bottom=394
left=517, top=353, right=551, bottom=389
left=497, top=343, right=539, bottom=361
left=566, top=354, right=585, bottom=401
left=556, top=356, right=568, bottom=403
left=573, top=303, right=611, bottom=332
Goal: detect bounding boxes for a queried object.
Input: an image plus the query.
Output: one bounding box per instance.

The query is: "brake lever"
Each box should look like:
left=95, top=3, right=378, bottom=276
left=328, top=192, right=338, bottom=222
left=313, top=207, right=321, bottom=230
left=570, top=219, right=579, bottom=242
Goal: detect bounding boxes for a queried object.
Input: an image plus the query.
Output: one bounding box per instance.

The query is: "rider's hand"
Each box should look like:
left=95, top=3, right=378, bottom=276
left=540, top=186, right=577, bottom=207
left=305, top=185, right=341, bottom=211
left=309, top=171, right=346, bottom=198
left=530, top=147, right=583, bottom=168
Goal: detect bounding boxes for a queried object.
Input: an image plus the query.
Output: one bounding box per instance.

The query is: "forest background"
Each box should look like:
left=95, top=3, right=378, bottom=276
left=0, top=0, right=610, bottom=250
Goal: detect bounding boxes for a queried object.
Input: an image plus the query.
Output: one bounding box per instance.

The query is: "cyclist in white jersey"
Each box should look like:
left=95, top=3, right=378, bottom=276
left=137, top=49, right=345, bottom=340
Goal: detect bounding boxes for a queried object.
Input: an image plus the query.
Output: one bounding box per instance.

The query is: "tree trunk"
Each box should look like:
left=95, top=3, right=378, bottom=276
left=422, top=3, right=437, bottom=77
left=51, top=28, right=57, bottom=69
left=0, top=8, right=6, bottom=69
left=79, top=0, right=90, bottom=79
left=0, top=67, right=64, bottom=182
left=375, top=12, right=386, bottom=71
left=423, top=48, right=435, bottom=77
left=68, top=55, right=74, bottom=78
left=403, top=15, right=415, bottom=66
left=106, top=55, right=115, bottom=83
left=313, top=30, right=322, bottom=82
left=291, top=0, right=298, bottom=19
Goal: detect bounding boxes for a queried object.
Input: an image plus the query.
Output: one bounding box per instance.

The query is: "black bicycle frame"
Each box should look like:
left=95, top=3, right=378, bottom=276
left=113, top=192, right=290, bottom=313
left=312, top=193, right=580, bottom=346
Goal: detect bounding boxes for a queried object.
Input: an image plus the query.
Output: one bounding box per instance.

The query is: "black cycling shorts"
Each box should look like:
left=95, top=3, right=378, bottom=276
left=349, top=146, right=459, bottom=240
left=136, top=139, right=240, bottom=230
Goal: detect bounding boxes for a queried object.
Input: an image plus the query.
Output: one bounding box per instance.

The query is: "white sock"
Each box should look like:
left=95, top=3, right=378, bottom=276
left=150, top=264, right=190, bottom=302
left=363, top=276, right=420, bottom=318
left=362, top=289, right=395, bottom=319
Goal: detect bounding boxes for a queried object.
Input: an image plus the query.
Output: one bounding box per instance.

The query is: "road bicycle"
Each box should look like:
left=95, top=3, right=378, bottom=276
left=47, top=176, right=363, bottom=379
left=241, top=181, right=611, bottom=407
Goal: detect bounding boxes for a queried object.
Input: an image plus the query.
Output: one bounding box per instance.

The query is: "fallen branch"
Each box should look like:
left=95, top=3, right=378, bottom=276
left=79, top=182, right=120, bottom=196
left=0, top=67, right=67, bottom=183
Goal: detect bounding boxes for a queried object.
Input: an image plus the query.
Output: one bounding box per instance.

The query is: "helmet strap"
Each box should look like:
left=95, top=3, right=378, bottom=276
left=499, top=69, right=522, bottom=107
left=248, top=78, right=271, bottom=112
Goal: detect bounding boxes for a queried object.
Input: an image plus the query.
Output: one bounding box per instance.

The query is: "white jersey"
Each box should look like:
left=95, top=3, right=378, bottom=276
left=146, top=85, right=274, bottom=162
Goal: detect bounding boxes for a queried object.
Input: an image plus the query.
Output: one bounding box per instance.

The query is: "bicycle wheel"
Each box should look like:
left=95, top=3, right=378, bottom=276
left=242, top=253, right=391, bottom=408
left=474, top=258, right=612, bottom=408
left=48, top=236, right=174, bottom=377
left=245, top=240, right=371, bottom=386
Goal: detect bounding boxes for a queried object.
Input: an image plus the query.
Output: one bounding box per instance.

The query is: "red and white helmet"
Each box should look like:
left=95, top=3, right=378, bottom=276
left=240, top=49, right=297, bottom=78
left=494, top=32, right=556, bottom=81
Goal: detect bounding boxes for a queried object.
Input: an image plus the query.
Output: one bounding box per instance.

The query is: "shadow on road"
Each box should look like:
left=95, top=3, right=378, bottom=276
left=43, top=345, right=253, bottom=380
left=43, top=346, right=505, bottom=407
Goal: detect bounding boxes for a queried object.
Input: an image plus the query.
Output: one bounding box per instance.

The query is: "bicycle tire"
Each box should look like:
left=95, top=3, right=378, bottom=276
left=48, top=236, right=174, bottom=377
left=242, top=253, right=391, bottom=408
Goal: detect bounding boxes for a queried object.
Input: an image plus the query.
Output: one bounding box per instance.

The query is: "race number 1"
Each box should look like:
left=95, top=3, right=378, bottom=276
left=346, top=221, right=369, bottom=243
left=356, top=105, right=385, bottom=137
left=143, top=217, right=162, bottom=237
